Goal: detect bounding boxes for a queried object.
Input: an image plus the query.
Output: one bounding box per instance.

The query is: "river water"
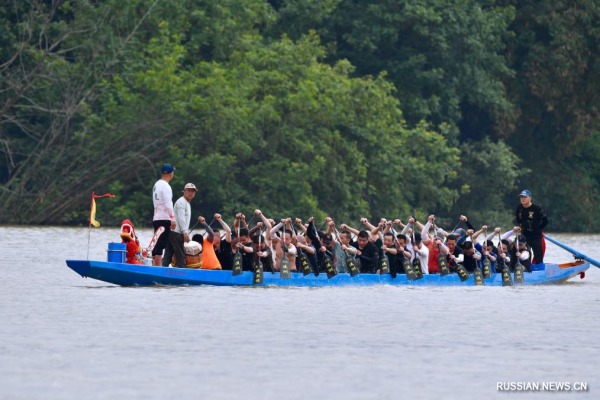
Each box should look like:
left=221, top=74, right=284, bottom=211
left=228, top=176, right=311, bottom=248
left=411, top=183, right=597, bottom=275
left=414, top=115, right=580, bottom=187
left=1, top=227, right=599, bottom=399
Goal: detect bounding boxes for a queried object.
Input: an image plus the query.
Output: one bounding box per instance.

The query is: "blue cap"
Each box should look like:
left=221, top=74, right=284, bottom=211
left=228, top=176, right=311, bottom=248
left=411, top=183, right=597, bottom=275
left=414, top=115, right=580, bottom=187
left=519, top=190, right=532, bottom=197
left=161, top=163, right=176, bottom=174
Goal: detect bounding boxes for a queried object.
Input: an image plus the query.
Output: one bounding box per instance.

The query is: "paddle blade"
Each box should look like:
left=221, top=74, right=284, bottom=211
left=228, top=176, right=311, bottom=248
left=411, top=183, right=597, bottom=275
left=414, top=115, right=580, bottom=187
left=438, top=254, right=450, bottom=276
left=405, top=259, right=416, bottom=280
left=412, top=258, right=423, bottom=280
left=232, top=252, right=243, bottom=276
left=253, top=262, right=264, bottom=285
left=456, top=264, right=471, bottom=282
left=473, top=268, right=485, bottom=286
left=280, top=257, right=291, bottom=279
left=346, top=257, right=360, bottom=277
left=379, top=255, right=391, bottom=275
left=514, top=263, right=525, bottom=284
left=482, top=258, right=492, bottom=279
left=501, top=265, right=513, bottom=286
left=320, top=255, right=337, bottom=279
left=299, top=254, right=312, bottom=276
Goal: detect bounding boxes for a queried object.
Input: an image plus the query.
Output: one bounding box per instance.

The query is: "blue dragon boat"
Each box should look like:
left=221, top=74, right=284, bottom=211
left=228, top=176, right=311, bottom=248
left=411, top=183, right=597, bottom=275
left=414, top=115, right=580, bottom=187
left=66, top=235, right=597, bottom=287
left=65, top=259, right=589, bottom=287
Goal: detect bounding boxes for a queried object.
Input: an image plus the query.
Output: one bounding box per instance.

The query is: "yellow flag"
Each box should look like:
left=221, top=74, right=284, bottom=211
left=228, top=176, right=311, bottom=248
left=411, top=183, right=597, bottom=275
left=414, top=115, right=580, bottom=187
left=90, top=198, right=100, bottom=227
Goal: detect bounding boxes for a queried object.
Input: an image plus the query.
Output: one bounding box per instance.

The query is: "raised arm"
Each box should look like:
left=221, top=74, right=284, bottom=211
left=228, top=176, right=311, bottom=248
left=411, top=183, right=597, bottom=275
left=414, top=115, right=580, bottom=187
left=421, top=216, right=434, bottom=245
left=370, top=221, right=384, bottom=238
left=325, top=218, right=334, bottom=235
left=361, top=218, right=377, bottom=232
left=472, top=226, right=487, bottom=241
left=270, top=221, right=284, bottom=242
left=215, top=213, right=231, bottom=242
left=401, top=218, right=414, bottom=236
left=295, top=218, right=307, bottom=234
left=393, top=219, right=406, bottom=229
left=340, top=223, right=359, bottom=236
left=198, top=217, right=215, bottom=243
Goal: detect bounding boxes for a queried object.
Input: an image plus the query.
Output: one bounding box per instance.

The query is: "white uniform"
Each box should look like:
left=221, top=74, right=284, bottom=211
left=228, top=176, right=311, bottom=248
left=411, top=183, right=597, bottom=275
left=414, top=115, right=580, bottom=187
left=153, top=179, right=175, bottom=221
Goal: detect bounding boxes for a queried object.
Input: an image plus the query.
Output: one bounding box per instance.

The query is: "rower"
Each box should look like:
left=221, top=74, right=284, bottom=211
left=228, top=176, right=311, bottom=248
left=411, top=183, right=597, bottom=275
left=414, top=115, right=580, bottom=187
left=236, top=227, right=255, bottom=271
left=196, top=216, right=221, bottom=270
left=411, top=232, right=429, bottom=274
left=461, top=241, right=481, bottom=273
left=306, top=217, right=336, bottom=274
left=502, top=229, right=532, bottom=272
left=350, top=230, right=379, bottom=273
left=445, top=234, right=464, bottom=270
left=294, top=234, right=318, bottom=272
left=472, top=225, right=498, bottom=272
left=252, top=231, right=274, bottom=273
left=420, top=215, right=450, bottom=274
left=213, top=213, right=233, bottom=270
left=393, top=233, right=412, bottom=274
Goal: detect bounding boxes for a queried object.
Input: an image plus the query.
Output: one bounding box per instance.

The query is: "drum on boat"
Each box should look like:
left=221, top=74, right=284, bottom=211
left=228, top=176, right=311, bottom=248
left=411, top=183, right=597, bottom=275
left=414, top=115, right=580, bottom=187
left=172, top=241, right=203, bottom=269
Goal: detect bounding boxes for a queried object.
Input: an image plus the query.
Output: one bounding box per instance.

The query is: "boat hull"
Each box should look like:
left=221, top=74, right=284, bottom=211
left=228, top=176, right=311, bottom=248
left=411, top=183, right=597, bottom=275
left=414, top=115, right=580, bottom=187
left=66, top=260, right=589, bottom=287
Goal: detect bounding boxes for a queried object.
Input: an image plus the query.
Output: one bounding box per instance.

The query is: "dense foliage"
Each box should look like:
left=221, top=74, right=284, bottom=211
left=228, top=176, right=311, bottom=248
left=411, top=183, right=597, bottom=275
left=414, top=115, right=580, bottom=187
left=0, top=0, right=598, bottom=231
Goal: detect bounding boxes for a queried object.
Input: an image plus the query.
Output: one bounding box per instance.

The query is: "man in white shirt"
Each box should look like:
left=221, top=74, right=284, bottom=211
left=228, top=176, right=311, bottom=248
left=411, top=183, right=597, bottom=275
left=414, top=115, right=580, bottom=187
left=163, top=182, right=198, bottom=268
left=152, top=163, right=176, bottom=266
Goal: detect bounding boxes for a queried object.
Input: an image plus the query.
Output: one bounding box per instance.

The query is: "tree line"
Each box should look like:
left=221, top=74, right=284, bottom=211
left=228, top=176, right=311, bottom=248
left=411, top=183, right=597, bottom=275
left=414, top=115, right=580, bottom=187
left=0, top=0, right=598, bottom=231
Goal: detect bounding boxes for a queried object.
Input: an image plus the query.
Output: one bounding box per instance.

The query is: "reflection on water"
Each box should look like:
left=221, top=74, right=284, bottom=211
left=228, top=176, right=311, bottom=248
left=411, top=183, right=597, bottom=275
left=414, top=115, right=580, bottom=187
left=1, top=227, right=599, bottom=400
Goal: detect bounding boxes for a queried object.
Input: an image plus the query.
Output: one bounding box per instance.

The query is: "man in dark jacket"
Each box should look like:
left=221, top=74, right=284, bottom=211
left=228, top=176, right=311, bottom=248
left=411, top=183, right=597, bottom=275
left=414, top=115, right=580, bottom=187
left=351, top=231, right=379, bottom=273
left=515, top=190, right=549, bottom=263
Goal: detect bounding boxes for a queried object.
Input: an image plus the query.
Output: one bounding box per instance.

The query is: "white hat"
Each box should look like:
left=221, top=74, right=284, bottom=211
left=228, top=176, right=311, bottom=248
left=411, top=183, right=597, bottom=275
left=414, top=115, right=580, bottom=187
left=183, top=183, right=198, bottom=191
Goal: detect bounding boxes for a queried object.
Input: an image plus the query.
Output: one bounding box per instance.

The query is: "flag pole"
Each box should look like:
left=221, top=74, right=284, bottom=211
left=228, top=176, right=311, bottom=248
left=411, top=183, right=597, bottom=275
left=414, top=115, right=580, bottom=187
left=87, top=192, right=93, bottom=260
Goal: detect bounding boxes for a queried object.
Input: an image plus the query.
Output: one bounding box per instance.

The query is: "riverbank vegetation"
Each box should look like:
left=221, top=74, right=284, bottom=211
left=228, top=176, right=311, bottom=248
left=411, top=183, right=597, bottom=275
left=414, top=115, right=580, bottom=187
left=1, top=0, right=598, bottom=231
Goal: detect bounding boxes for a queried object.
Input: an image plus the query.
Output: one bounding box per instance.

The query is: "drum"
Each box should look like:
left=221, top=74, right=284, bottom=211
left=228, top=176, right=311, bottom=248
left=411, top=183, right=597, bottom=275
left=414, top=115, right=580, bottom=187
left=172, top=241, right=203, bottom=269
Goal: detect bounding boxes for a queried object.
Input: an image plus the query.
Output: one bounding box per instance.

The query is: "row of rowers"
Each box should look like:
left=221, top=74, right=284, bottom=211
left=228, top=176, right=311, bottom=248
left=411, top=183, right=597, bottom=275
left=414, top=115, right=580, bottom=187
left=182, top=212, right=532, bottom=275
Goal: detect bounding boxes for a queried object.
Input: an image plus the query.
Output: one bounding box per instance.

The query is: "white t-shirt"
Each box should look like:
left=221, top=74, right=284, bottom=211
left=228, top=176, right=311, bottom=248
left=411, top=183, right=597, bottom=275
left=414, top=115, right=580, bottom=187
left=153, top=179, right=174, bottom=221
left=173, top=196, right=191, bottom=234
left=412, top=242, right=430, bottom=274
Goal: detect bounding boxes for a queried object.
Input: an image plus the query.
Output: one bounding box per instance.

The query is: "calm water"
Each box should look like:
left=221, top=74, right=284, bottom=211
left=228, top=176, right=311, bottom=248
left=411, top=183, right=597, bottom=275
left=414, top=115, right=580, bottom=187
left=1, top=227, right=599, bottom=400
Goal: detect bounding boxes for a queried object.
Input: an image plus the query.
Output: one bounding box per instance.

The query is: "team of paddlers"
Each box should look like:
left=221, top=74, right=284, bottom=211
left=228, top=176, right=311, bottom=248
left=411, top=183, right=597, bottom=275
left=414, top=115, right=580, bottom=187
left=120, top=163, right=549, bottom=283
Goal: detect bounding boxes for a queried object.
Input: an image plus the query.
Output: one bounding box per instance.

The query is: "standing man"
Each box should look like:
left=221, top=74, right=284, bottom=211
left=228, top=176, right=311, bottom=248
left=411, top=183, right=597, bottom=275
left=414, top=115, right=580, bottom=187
left=163, top=183, right=198, bottom=268
left=152, top=163, right=176, bottom=266
left=515, top=190, right=549, bottom=264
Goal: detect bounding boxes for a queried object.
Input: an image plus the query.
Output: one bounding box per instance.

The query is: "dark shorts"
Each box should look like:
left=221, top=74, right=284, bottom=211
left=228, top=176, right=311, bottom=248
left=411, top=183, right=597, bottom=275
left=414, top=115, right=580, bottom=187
left=152, top=220, right=171, bottom=256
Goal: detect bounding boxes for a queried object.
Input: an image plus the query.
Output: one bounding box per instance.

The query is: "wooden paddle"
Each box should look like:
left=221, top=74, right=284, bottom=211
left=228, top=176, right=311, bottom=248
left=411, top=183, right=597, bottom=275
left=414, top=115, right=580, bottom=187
left=471, top=235, right=484, bottom=286
left=232, top=217, right=243, bottom=276
left=497, top=232, right=513, bottom=286
left=253, top=228, right=264, bottom=284
left=408, top=224, right=420, bottom=280
left=481, top=227, right=493, bottom=279
left=513, top=235, right=525, bottom=284
left=433, top=222, right=451, bottom=276
left=279, top=222, right=291, bottom=278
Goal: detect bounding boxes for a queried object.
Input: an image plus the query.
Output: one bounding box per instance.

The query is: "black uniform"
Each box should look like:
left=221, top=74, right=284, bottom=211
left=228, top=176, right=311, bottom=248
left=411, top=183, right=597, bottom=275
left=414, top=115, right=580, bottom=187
left=350, top=240, right=379, bottom=273
left=516, top=203, right=548, bottom=263
left=216, top=239, right=233, bottom=270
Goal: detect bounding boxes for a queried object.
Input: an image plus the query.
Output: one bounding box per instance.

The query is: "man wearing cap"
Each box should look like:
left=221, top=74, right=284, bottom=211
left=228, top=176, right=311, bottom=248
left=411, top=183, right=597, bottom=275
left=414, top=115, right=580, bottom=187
left=152, top=163, right=177, bottom=266
left=515, top=190, right=548, bottom=264
left=163, top=182, right=198, bottom=268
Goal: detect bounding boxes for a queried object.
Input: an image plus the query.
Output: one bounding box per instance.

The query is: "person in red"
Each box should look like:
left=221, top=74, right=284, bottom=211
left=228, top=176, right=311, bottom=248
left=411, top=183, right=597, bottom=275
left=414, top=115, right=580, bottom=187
left=419, top=215, right=449, bottom=274
left=120, top=219, right=143, bottom=265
